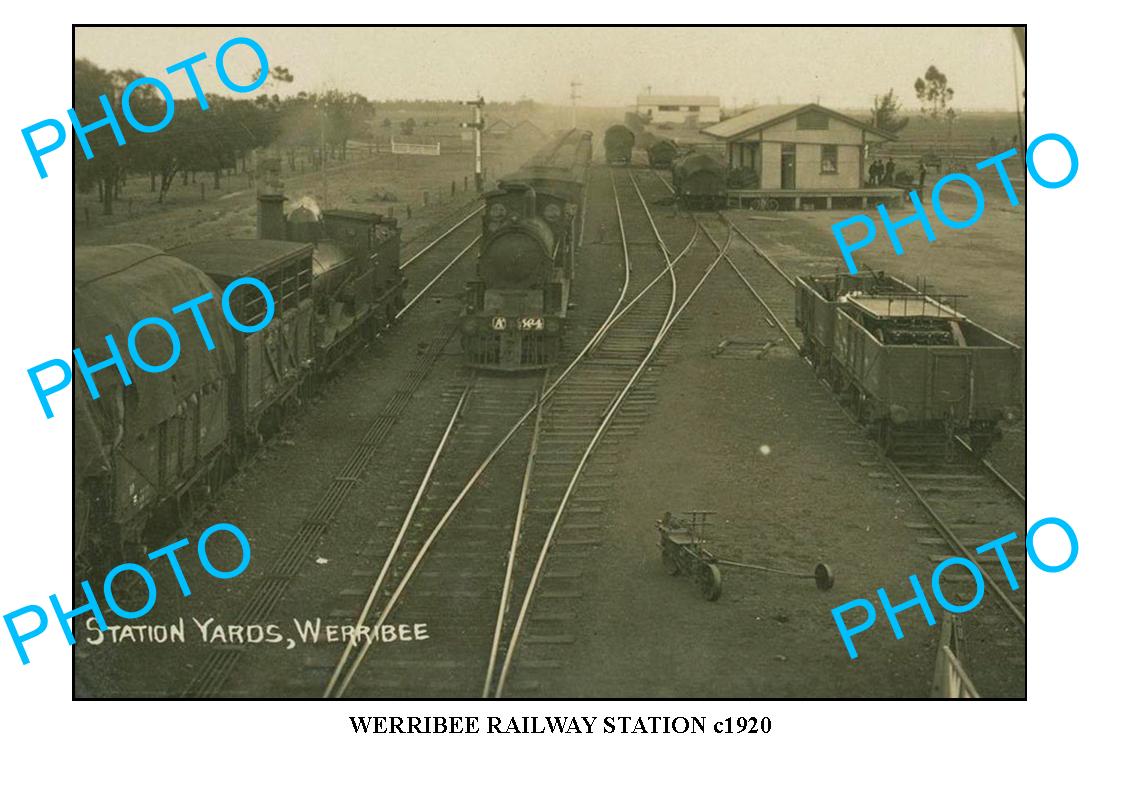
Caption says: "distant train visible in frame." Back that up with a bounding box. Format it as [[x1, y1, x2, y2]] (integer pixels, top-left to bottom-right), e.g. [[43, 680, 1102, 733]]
[[461, 129, 592, 370], [75, 195, 404, 565], [646, 137, 678, 170], [671, 150, 728, 208], [795, 271, 1022, 455], [603, 125, 635, 165]]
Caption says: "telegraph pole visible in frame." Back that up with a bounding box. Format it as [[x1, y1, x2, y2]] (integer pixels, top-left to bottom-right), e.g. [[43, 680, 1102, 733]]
[[319, 102, 328, 206], [462, 95, 486, 192], [569, 80, 582, 129]]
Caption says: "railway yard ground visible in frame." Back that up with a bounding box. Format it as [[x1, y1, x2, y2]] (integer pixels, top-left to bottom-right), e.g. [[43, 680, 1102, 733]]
[[74, 158, 1026, 700]]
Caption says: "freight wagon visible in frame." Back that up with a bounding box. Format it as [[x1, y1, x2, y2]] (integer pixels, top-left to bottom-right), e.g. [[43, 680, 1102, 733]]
[[795, 272, 1022, 455]]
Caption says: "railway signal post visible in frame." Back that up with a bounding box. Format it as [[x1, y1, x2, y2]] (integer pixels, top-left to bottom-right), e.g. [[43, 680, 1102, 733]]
[[462, 96, 486, 192]]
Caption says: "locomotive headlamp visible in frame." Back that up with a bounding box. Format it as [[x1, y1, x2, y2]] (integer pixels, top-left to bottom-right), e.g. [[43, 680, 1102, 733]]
[[489, 203, 507, 219], [543, 203, 562, 222], [889, 404, 909, 424]]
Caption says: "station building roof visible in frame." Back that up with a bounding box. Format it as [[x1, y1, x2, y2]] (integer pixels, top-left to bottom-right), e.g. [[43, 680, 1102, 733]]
[[702, 103, 897, 142]]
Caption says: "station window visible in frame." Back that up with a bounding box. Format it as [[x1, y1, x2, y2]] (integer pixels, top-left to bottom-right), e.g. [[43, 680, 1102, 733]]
[[821, 145, 838, 174], [688, 105, 701, 111], [797, 111, 830, 130], [658, 105, 677, 112]]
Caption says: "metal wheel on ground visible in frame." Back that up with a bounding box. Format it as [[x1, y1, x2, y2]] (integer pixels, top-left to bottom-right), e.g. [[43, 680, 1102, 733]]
[[698, 563, 723, 601]]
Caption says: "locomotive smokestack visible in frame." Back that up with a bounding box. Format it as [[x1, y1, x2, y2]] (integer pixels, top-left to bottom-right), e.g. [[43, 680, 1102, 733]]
[[257, 192, 286, 240]]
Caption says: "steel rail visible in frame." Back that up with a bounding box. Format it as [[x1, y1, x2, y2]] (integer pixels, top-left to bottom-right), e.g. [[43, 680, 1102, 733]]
[[882, 455, 1025, 625], [718, 212, 796, 287], [716, 206, 1027, 507], [321, 382, 473, 697], [643, 166, 1027, 626], [647, 161, 1029, 508], [323, 167, 644, 697], [325, 170, 700, 691], [695, 219, 802, 351], [705, 212, 1026, 627], [326, 168, 700, 698], [955, 434, 1026, 505], [495, 223, 732, 697], [394, 235, 480, 320], [482, 377, 548, 698], [398, 207, 483, 270]]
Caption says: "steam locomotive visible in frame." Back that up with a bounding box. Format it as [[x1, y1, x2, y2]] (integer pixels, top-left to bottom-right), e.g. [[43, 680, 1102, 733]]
[[460, 129, 592, 370], [603, 125, 635, 165], [75, 192, 404, 565]]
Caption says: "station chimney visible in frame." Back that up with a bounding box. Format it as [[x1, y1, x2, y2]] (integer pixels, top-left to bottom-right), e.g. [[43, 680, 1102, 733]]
[[257, 192, 287, 240]]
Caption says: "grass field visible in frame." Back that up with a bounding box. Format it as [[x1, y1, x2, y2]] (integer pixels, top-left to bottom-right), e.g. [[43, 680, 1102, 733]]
[[74, 135, 546, 250]]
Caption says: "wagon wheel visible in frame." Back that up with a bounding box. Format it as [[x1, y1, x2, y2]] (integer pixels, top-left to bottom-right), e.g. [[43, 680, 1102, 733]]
[[766, 198, 780, 211], [750, 198, 766, 211], [698, 563, 723, 602], [661, 545, 681, 576], [814, 563, 835, 591]]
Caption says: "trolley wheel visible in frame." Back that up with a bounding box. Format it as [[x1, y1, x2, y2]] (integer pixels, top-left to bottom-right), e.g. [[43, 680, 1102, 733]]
[[814, 563, 835, 591], [766, 198, 780, 211], [661, 545, 680, 576], [699, 563, 723, 601], [750, 198, 766, 211]]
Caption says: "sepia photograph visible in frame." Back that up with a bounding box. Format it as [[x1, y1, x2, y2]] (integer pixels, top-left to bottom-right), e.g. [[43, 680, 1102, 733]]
[[69, 25, 1027, 699]]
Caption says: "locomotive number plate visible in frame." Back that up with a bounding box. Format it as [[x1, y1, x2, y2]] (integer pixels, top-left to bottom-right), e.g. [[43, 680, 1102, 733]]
[[518, 317, 545, 331]]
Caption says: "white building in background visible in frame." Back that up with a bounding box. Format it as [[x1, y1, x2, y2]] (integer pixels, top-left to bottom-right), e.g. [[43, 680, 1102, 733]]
[[636, 95, 721, 127]]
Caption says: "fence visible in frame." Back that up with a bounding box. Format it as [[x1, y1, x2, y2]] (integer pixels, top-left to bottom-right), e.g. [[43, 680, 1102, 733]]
[[930, 614, 980, 698], [391, 138, 441, 156]]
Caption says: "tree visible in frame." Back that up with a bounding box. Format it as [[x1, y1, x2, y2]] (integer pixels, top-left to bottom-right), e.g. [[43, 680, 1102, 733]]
[[251, 64, 294, 86], [869, 89, 909, 135], [73, 59, 146, 215], [402, 117, 416, 136], [914, 65, 957, 139]]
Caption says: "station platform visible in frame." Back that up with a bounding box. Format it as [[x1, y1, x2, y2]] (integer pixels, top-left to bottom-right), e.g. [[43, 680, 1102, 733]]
[[725, 187, 905, 211]]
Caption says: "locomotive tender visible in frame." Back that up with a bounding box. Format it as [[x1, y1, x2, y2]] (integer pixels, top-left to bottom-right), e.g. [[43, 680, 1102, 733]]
[[75, 193, 405, 564], [795, 272, 1022, 455], [461, 129, 592, 370]]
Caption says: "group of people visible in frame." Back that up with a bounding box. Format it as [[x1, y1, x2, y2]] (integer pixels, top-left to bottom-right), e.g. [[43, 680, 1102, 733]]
[[867, 156, 928, 192], [867, 157, 896, 186]]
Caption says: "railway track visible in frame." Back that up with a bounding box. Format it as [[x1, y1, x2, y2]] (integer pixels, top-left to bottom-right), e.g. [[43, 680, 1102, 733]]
[[635, 167, 1025, 693], [316, 164, 730, 698], [182, 209, 485, 697]]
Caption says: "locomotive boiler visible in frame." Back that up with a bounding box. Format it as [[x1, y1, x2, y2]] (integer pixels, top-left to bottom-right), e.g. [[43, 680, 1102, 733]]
[[461, 129, 591, 370]]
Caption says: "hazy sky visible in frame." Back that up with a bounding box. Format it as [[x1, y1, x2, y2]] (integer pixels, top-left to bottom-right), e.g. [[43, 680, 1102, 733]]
[[76, 26, 1024, 111]]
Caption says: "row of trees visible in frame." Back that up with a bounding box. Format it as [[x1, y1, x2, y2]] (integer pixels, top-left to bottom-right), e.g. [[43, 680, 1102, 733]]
[[74, 58, 380, 215]]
